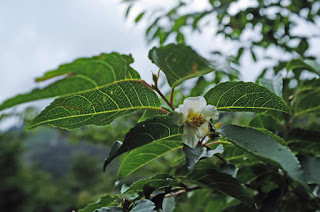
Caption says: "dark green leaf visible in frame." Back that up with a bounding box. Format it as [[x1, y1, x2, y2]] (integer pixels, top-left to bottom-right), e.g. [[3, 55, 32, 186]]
[[183, 144, 224, 171], [299, 155, 320, 185], [79, 195, 118, 212], [104, 115, 182, 171], [130, 199, 156, 212], [287, 128, 320, 156], [204, 81, 292, 114], [187, 162, 256, 208], [218, 125, 308, 188], [122, 174, 182, 195], [0, 53, 140, 111], [26, 80, 161, 130], [148, 44, 216, 87], [286, 59, 320, 76]]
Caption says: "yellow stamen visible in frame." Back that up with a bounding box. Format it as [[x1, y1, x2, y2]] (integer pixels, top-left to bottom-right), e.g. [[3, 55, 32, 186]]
[[187, 112, 205, 127]]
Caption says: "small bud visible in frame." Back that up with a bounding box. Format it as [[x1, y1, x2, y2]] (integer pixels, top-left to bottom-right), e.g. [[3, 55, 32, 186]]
[[152, 72, 158, 87], [214, 122, 222, 130]]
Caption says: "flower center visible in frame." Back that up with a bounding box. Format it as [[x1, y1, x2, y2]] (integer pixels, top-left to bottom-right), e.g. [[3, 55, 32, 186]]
[[187, 112, 206, 127]]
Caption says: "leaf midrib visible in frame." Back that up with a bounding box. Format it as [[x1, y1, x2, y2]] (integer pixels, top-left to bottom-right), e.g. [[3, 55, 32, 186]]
[[26, 106, 161, 129]]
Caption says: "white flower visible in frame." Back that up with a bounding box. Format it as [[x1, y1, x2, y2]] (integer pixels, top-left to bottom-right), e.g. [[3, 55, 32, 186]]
[[173, 96, 219, 148]]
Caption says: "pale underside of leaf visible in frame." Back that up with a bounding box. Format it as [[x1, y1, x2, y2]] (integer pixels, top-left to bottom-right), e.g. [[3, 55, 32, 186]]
[[26, 80, 160, 130], [218, 125, 308, 189]]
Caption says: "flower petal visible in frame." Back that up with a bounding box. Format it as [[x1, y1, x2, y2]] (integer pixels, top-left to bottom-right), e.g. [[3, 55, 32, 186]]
[[201, 105, 219, 121], [182, 124, 200, 148], [173, 106, 186, 126], [197, 122, 210, 138], [182, 96, 207, 114]]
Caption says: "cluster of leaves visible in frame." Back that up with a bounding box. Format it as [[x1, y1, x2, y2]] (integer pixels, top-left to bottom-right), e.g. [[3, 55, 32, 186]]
[[1, 42, 319, 211], [125, 0, 320, 80]]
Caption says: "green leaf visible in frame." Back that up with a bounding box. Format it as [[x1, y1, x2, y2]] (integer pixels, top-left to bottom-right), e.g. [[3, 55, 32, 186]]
[[162, 197, 176, 212], [130, 199, 156, 212], [104, 115, 182, 171], [205, 196, 240, 212], [249, 113, 284, 133], [118, 139, 182, 178], [287, 128, 320, 156], [26, 80, 161, 130], [204, 81, 292, 114], [292, 87, 320, 116], [187, 162, 256, 208], [138, 108, 168, 122], [299, 155, 320, 185], [259, 74, 283, 98], [183, 144, 224, 171], [79, 194, 118, 212], [222, 144, 256, 167], [0, 53, 140, 111], [122, 174, 182, 195], [218, 125, 308, 188], [286, 58, 320, 76], [148, 44, 216, 88], [135, 11, 146, 23]]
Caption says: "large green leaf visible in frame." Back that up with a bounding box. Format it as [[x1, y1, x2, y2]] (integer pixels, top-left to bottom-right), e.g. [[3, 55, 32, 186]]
[[148, 44, 216, 88], [118, 139, 182, 178], [187, 162, 256, 208], [218, 125, 308, 188], [0, 53, 139, 111], [204, 81, 292, 114], [286, 58, 320, 76], [104, 115, 183, 171], [26, 80, 161, 130]]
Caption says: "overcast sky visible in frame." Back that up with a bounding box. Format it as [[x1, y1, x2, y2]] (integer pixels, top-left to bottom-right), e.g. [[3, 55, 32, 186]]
[[0, 0, 231, 112], [0, 0, 319, 128]]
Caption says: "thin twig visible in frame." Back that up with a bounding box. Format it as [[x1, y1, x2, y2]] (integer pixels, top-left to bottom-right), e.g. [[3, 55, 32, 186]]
[[170, 87, 175, 105], [206, 140, 231, 147], [153, 86, 175, 111], [164, 186, 201, 198], [139, 80, 175, 111]]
